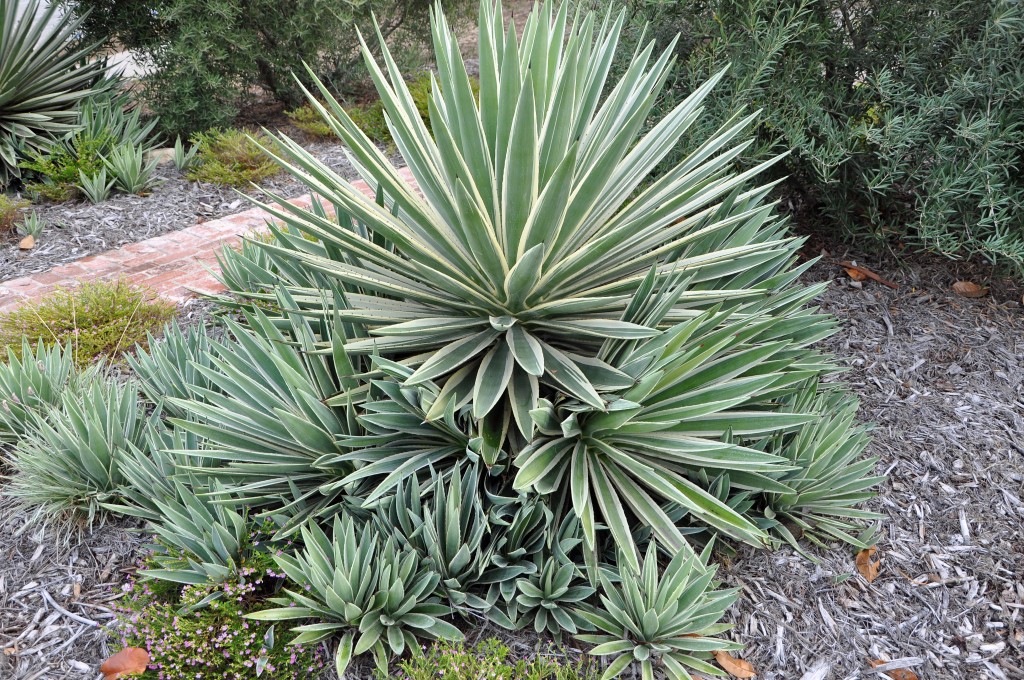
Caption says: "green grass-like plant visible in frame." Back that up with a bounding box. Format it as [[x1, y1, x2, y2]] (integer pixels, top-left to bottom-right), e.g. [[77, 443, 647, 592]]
[[185, 128, 280, 186], [286, 103, 335, 139], [0, 280, 176, 367], [384, 639, 600, 680]]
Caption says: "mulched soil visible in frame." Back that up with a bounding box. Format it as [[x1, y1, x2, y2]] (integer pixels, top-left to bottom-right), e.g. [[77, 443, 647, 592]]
[[0, 138, 366, 283], [1, 248, 1022, 679]]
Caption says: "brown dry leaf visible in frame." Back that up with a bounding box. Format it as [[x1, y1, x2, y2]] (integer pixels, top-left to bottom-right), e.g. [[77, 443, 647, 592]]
[[846, 267, 868, 282], [856, 546, 881, 583], [951, 280, 987, 298], [18, 234, 34, 250], [714, 650, 757, 678], [100, 647, 150, 679], [869, 659, 919, 680]]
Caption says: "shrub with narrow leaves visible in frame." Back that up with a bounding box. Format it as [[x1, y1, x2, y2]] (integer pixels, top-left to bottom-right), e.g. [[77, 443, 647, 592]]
[[103, 1, 883, 676]]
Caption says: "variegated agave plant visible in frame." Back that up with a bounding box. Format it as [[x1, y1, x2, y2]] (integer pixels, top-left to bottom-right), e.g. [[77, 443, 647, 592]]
[[220, 0, 876, 570]]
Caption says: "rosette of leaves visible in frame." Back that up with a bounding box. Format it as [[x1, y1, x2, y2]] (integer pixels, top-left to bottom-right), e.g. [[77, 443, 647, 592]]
[[128, 323, 218, 419], [168, 303, 361, 533], [227, 0, 877, 565], [247, 513, 463, 676], [577, 543, 740, 680], [757, 384, 884, 550], [0, 340, 95, 443], [7, 378, 151, 525], [512, 555, 594, 638], [138, 478, 266, 599], [0, 0, 109, 187], [374, 465, 494, 612]]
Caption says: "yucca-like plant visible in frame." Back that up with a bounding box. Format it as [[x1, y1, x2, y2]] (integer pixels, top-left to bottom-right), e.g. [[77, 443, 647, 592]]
[[374, 465, 494, 612], [78, 166, 115, 203], [220, 0, 878, 570], [0, 340, 95, 444], [142, 479, 251, 587], [513, 557, 594, 637], [577, 543, 740, 680], [7, 378, 150, 525], [0, 0, 109, 187], [128, 323, 218, 420], [248, 513, 463, 676], [757, 384, 884, 550], [168, 305, 361, 532], [104, 141, 159, 193]]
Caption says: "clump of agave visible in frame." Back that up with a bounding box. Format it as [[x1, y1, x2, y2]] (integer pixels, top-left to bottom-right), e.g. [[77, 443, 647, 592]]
[[3, 1, 882, 677], [0, 0, 109, 187]]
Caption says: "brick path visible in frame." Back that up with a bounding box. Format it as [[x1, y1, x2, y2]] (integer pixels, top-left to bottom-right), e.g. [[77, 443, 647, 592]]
[[0, 168, 415, 313]]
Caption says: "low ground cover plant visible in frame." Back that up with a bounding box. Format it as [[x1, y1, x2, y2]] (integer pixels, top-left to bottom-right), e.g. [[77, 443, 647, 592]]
[[1, 2, 883, 678], [387, 639, 599, 679], [0, 280, 175, 367], [185, 128, 280, 187]]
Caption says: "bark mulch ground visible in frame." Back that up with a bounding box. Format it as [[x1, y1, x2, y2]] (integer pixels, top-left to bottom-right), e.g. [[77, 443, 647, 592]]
[[1, 250, 1021, 680]]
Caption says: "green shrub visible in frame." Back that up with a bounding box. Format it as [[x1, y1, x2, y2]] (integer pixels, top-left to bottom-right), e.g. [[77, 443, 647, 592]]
[[0, 0, 109, 189], [285, 103, 334, 139], [0, 194, 29, 233], [386, 639, 600, 680], [114, 550, 326, 680], [61, 0, 474, 138], [185, 128, 280, 186], [599, 0, 1024, 272], [0, 280, 176, 367]]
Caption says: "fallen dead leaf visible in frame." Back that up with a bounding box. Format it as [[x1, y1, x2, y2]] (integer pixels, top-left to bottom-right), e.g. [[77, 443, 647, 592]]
[[18, 234, 34, 250], [100, 647, 150, 679], [846, 267, 868, 282], [856, 546, 881, 583], [869, 659, 919, 680], [951, 280, 987, 298], [837, 261, 899, 289], [714, 650, 757, 678]]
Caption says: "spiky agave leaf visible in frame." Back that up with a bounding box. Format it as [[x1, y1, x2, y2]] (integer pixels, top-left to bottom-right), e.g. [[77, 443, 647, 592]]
[[374, 464, 494, 613], [167, 301, 361, 533], [577, 542, 740, 680], [247, 513, 463, 676], [0, 0, 109, 187], [0, 339, 98, 443]]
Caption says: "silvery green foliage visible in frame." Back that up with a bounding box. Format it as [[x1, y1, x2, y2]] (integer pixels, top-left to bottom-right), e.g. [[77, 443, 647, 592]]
[[8, 378, 151, 525], [0, 340, 94, 443], [578, 542, 740, 680], [246, 513, 463, 676]]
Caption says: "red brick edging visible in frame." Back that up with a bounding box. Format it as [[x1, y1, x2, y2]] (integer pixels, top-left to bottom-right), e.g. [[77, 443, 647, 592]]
[[0, 167, 415, 313]]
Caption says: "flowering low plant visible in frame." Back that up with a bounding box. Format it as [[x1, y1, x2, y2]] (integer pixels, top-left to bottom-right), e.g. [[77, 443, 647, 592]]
[[113, 550, 326, 680]]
